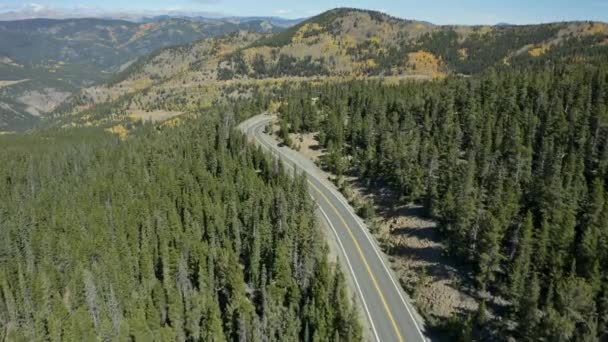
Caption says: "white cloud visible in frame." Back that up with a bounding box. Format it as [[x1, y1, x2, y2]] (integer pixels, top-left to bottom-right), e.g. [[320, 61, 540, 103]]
[[163, 7, 186, 12], [189, 0, 223, 3], [28, 3, 46, 13], [274, 9, 293, 15]]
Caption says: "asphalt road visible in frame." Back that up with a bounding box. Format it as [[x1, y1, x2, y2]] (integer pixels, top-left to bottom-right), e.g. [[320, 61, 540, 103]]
[[239, 114, 427, 342]]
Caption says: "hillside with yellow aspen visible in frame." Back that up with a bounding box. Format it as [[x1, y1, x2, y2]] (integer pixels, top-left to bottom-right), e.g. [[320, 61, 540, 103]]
[[53, 8, 608, 129]]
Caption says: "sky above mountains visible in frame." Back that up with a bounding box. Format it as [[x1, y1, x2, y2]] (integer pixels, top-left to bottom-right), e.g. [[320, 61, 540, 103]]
[[1, 0, 607, 24]]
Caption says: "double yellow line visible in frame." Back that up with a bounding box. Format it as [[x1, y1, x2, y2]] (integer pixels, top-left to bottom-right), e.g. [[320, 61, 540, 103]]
[[307, 180, 405, 342], [250, 120, 405, 341]]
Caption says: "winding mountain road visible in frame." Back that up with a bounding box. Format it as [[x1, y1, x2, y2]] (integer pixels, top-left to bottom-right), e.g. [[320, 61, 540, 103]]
[[239, 114, 427, 342]]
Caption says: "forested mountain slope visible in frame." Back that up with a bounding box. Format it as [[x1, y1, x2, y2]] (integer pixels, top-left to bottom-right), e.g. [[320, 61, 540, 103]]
[[278, 63, 608, 340], [49, 31, 279, 132], [55, 8, 608, 132], [215, 8, 608, 79], [0, 18, 278, 69], [0, 18, 283, 131], [0, 109, 361, 341], [60, 31, 268, 116]]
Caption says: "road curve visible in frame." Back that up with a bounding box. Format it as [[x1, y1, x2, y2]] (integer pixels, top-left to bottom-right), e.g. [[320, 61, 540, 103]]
[[239, 114, 428, 342]]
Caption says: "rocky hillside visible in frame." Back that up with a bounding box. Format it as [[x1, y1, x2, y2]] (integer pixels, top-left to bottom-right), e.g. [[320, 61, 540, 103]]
[[53, 8, 608, 130], [0, 17, 284, 131]]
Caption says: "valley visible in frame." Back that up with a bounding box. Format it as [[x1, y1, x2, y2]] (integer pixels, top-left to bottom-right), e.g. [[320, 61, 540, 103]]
[[0, 17, 283, 130]]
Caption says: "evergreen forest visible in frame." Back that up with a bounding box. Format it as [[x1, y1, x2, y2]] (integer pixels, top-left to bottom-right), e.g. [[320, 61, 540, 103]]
[[0, 111, 362, 341], [278, 63, 608, 341]]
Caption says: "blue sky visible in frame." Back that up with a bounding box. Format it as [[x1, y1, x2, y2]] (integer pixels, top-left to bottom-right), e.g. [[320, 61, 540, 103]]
[[1, 0, 607, 24]]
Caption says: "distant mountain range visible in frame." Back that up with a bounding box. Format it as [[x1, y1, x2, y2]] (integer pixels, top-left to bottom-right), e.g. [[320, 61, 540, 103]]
[[46, 8, 608, 132], [0, 17, 290, 130], [2, 8, 608, 132], [0, 4, 306, 26], [140, 16, 305, 28]]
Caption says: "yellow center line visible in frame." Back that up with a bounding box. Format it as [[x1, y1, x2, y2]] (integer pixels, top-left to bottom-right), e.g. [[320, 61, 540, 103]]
[[307, 180, 405, 342], [251, 121, 404, 341]]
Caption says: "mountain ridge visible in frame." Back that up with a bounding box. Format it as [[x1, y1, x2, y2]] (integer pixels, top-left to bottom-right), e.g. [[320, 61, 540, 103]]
[[5, 8, 608, 131], [189, 8, 608, 82], [48, 8, 608, 130]]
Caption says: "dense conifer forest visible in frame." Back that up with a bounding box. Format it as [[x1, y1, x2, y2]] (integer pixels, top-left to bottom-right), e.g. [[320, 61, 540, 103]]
[[1, 7, 608, 341], [278, 63, 608, 340], [0, 111, 361, 341]]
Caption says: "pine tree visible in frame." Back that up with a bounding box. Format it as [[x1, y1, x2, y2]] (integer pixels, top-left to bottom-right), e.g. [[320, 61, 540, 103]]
[[518, 271, 541, 340], [509, 211, 534, 309], [577, 178, 605, 286]]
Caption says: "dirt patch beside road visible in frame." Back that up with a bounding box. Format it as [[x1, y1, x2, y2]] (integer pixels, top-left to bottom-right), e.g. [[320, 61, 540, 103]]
[[290, 132, 325, 162], [272, 118, 477, 324], [341, 182, 478, 321]]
